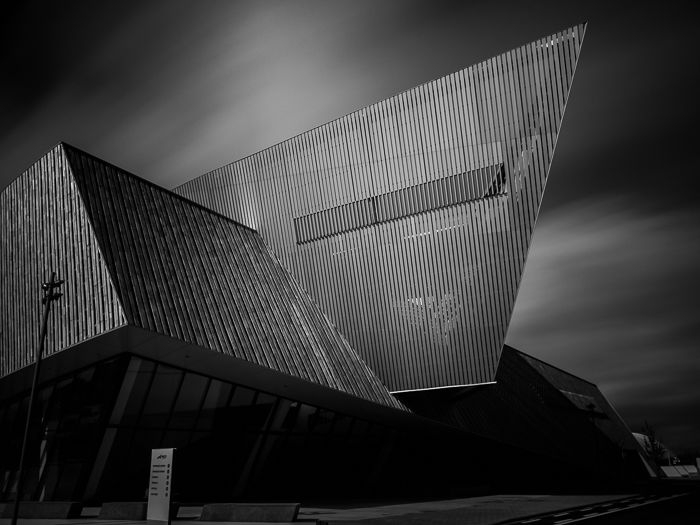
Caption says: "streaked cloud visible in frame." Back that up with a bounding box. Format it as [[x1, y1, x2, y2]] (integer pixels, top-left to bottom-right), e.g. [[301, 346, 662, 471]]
[[507, 198, 700, 452]]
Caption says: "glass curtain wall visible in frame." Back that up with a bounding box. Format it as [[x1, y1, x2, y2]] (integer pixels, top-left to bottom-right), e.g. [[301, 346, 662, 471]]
[[94, 356, 399, 502], [2, 353, 485, 502], [0, 357, 128, 502], [0, 355, 410, 502]]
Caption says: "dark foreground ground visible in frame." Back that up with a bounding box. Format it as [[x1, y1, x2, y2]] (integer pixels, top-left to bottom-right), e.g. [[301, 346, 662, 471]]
[[306, 490, 698, 524], [1, 485, 697, 524], [538, 491, 699, 525]]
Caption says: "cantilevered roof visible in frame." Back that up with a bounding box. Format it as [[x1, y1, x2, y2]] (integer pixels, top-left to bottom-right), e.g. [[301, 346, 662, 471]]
[[1, 143, 404, 411]]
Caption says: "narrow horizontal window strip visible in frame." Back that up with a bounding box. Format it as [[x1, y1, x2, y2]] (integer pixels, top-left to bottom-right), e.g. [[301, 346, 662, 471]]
[[294, 163, 506, 244]]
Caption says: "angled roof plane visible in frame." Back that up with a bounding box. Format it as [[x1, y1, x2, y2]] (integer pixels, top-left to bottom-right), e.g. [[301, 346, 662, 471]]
[[1, 143, 404, 411]]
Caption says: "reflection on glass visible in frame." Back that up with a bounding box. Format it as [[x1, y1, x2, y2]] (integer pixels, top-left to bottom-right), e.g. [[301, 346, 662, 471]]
[[170, 373, 208, 429], [197, 379, 232, 431], [119, 359, 155, 426], [140, 365, 182, 427], [0, 354, 402, 502]]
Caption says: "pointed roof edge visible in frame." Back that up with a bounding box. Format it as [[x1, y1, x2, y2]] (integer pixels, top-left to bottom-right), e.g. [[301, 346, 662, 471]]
[[0, 141, 257, 235], [498, 21, 587, 373], [177, 23, 588, 190], [1, 142, 65, 194], [60, 142, 258, 233], [56, 144, 130, 330], [503, 344, 598, 388]]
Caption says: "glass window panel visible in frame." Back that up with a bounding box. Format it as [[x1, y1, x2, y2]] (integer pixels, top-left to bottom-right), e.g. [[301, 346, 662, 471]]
[[227, 388, 271, 432], [121, 429, 162, 497], [366, 422, 386, 437], [332, 414, 353, 435], [289, 404, 317, 433], [162, 430, 191, 450], [77, 366, 96, 383], [309, 409, 335, 434], [251, 433, 283, 478], [255, 392, 276, 408], [254, 393, 277, 429], [230, 386, 255, 407], [265, 434, 307, 483], [139, 365, 183, 428], [36, 383, 55, 421], [40, 463, 61, 500], [0, 405, 8, 459], [169, 374, 208, 429], [351, 419, 370, 436], [119, 359, 156, 426], [196, 380, 232, 431], [266, 399, 292, 432], [6, 401, 20, 431], [304, 434, 328, 464], [88, 358, 126, 417], [129, 430, 163, 465], [281, 401, 301, 430], [52, 462, 82, 500], [28, 385, 53, 439], [187, 430, 209, 447]]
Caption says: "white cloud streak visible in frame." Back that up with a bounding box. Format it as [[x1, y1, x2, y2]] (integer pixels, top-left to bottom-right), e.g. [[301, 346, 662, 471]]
[[507, 197, 700, 451]]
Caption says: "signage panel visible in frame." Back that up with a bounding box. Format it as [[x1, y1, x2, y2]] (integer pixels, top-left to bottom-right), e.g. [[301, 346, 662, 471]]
[[147, 448, 174, 525]]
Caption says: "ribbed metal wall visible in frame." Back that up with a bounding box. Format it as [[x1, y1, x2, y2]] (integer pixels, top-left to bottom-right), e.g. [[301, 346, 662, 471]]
[[64, 146, 404, 410], [0, 144, 126, 378], [176, 25, 586, 392]]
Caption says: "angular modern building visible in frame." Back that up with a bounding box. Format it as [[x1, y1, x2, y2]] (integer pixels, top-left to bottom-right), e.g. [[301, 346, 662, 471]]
[[0, 24, 655, 503]]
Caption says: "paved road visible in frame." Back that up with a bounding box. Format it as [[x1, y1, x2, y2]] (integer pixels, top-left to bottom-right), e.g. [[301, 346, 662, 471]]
[[502, 492, 699, 524]]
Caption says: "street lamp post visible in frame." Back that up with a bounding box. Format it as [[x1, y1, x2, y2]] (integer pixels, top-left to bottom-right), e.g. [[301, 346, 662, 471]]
[[11, 272, 63, 525]]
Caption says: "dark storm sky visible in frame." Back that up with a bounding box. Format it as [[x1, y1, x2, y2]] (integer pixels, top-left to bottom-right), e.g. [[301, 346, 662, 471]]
[[2, 1, 698, 453]]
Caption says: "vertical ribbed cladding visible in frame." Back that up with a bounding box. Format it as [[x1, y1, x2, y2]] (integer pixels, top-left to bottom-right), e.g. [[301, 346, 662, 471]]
[[63, 146, 404, 410], [0, 144, 127, 378], [175, 24, 587, 392]]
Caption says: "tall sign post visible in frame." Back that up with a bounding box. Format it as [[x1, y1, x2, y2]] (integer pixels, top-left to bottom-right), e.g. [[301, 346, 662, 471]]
[[147, 448, 175, 525], [11, 272, 63, 525]]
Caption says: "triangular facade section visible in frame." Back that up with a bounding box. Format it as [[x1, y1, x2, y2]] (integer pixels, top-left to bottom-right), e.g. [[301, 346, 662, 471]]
[[515, 349, 644, 452], [175, 24, 588, 391], [396, 345, 652, 482], [0, 144, 127, 377], [63, 145, 404, 410]]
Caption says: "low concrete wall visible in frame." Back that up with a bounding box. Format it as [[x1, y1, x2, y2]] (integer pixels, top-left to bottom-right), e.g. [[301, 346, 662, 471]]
[[200, 502, 300, 522], [0, 501, 82, 519], [98, 501, 180, 520], [99, 501, 148, 520]]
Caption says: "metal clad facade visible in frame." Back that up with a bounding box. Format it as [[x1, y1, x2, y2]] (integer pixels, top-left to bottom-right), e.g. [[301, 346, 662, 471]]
[[176, 25, 586, 391], [63, 146, 404, 410], [0, 145, 126, 377]]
